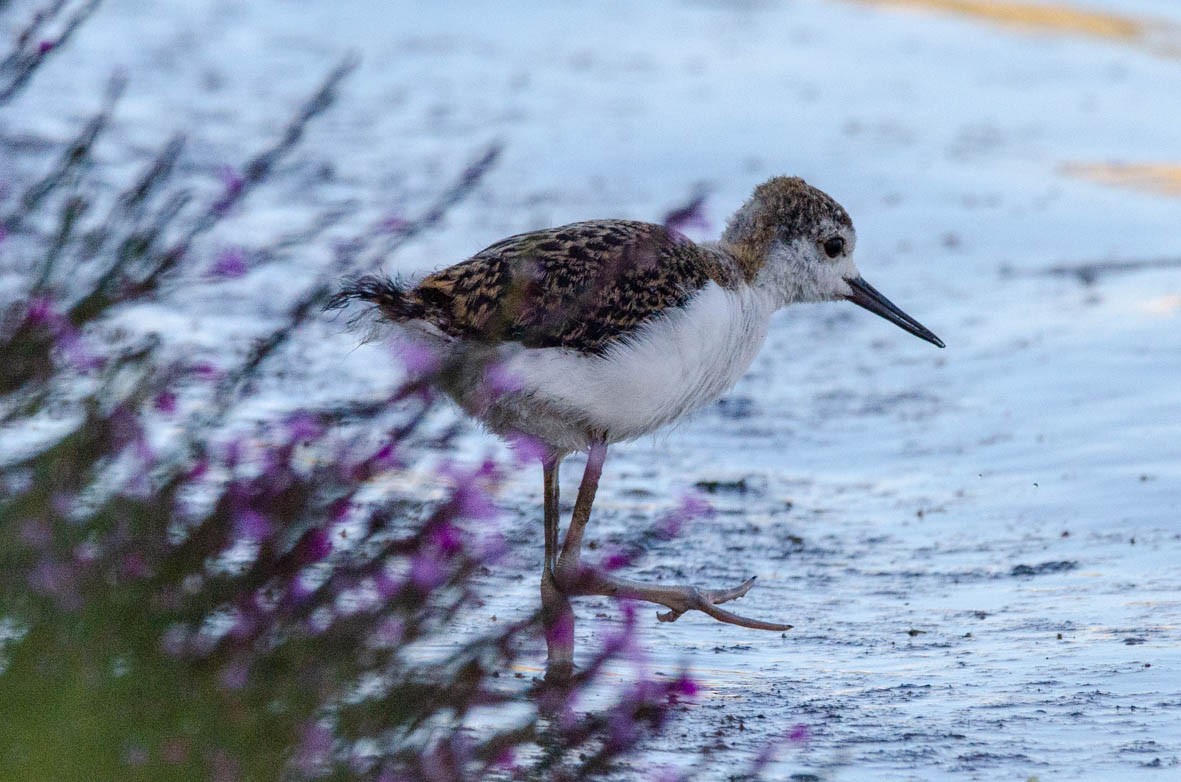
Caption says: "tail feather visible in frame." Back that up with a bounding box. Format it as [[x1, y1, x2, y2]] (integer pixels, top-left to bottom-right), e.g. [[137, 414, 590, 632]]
[[327, 274, 426, 323]]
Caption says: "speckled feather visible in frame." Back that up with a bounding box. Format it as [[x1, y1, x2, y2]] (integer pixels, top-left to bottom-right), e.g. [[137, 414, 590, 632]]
[[337, 219, 740, 355]]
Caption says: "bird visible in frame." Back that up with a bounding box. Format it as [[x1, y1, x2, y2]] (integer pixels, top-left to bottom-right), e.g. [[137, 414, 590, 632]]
[[331, 176, 944, 681]]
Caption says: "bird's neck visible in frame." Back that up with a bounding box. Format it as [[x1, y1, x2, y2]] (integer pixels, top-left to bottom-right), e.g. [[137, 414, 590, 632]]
[[708, 240, 806, 309]]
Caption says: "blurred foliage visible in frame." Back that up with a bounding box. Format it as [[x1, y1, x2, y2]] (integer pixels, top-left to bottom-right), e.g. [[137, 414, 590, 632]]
[[0, 3, 739, 780]]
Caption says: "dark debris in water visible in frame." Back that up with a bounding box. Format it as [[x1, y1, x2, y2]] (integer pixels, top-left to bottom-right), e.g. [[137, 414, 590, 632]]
[[694, 476, 764, 495], [1009, 560, 1078, 577], [714, 395, 757, 420], [1033, 257, 1181, 286]]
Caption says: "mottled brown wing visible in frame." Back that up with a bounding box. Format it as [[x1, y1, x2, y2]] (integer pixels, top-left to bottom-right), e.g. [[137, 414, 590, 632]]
[[410, 220, 714, 354]]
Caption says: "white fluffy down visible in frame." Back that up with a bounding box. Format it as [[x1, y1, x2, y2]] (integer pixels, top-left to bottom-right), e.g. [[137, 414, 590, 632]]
[[488, 281, 778, 451]]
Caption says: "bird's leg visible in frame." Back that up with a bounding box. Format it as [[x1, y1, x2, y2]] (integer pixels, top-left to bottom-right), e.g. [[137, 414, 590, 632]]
[[542, 455, 561, 576], [553, 440, 608, 583], [545, 441, 788, 677], [540, 442, 606, 683], [551, 442, 790, 631], [539, 456, 575, 682]]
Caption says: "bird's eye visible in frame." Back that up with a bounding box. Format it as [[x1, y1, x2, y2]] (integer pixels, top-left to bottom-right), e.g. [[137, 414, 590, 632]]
[[823, 236, 845, 258]]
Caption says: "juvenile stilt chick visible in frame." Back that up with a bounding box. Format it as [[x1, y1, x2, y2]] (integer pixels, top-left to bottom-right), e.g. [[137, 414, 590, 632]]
[[332, 176, 943, 681]]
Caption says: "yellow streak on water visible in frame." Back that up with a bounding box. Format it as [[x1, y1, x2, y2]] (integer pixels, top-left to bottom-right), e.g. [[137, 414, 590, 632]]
[[845, 0, 1181, 58], [847, 0, 1139, 37], [1059, 162, 1181, 197]]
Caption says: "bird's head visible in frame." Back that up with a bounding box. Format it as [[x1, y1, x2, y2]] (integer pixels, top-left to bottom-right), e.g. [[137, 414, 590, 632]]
[[721, 176, 944, 348]]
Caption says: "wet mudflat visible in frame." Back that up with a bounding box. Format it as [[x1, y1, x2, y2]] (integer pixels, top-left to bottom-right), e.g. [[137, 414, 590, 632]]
[[5, 0, 1180, 778]]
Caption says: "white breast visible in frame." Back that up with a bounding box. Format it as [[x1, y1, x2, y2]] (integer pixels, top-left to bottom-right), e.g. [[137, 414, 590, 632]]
[[497, 281, 777, 448]]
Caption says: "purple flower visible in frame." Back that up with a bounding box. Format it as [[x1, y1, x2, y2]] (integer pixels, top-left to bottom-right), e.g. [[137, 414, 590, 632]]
[[480, 361, 524, 399], [300, 527, 332, 563], [328, 498, 351, 522], [213, 165, 244, 214], [672, 674, 699, 697], [234, 509, 273, 542], [605, 709, 640, 752], [601, 549, 632, 571], [397, 340, 442, 376], [25, 295, 106, 374], [59, 329, 105, 373], [506, 432, 548, 465], [296, 722, 334, 775], [185, 458, 209, 480], [658, 494, 713, 538], [369, 443, 399, 470], [228, 609, 257, 641], [27, 560, 71, 596], [37, 40, 55, 55], [284, 412, 324, 442], [374, 570, 401, 600], [373, 616, 404, 646], [663, 191, 710, 235], [453, 482, 498, 522], [121, 552, 152, 579], [153, 390, 178, 414], [378, 213, 410, 233], [189, 361, 221, 381], [409, 552, 446, 592], [678, 493, 713, 519], [27, 560, 81, 610], [492, 747, 515, 769], [292, 570, 317, 600], [788, 723, 811, 744], [25, 296, 57, 326], [429, 522, 463, 554], [544, 611, 573, 647], [209, 247, 248, 279]]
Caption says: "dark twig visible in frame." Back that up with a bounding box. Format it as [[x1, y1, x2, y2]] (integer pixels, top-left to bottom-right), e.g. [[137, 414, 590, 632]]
[[75, 133, 187, 264], [0, 0, 102, 105], [4, 72, 124, 231], [33, 195, 87, 292], [201, 139, 504, 430], [0, 1, 68, 72], [336, 141, 503, 272], [177, 55, 359, 248], [662, 182, 710, 234]]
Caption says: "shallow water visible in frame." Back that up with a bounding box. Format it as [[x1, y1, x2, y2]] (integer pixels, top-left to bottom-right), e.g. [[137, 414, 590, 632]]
[[5, 0, 1181, 777]]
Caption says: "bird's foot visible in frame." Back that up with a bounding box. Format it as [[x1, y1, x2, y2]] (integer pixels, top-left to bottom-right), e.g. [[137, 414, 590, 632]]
[[556, 565, 792, 632]]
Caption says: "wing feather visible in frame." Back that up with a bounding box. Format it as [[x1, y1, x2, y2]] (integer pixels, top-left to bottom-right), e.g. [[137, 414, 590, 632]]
[[407, 220, 717, 354]]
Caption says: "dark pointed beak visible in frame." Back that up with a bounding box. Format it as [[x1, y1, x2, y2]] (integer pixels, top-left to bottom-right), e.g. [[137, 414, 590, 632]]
[[845, 276, 945, 348]]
